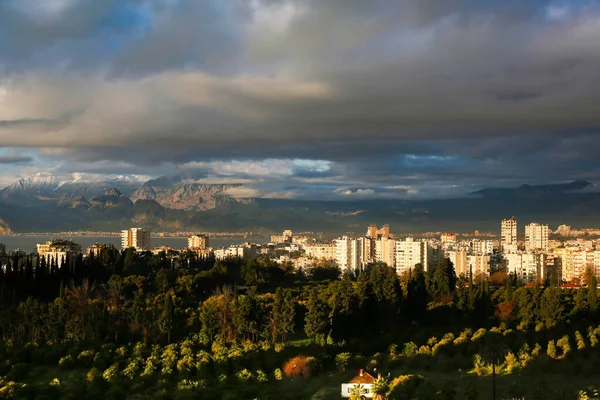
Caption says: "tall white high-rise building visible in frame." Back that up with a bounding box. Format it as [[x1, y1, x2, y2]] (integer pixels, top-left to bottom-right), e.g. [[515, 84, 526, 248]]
[[188, 234, 209, 249], [395, 238, 430, 275], [121, 228, 151, 251], [334, 236, 361, 273], [375, 235, 395, 267], [501, 217, 518, 252], [525, 223, 549, 251], [358, 236, 374, 267]]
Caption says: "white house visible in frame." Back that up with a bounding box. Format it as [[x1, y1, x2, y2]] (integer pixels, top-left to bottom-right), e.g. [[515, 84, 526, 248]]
[[341, 369, 376, 398]]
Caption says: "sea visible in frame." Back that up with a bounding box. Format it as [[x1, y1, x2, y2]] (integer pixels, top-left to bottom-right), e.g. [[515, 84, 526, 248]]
[[0, 235, 258, 252]]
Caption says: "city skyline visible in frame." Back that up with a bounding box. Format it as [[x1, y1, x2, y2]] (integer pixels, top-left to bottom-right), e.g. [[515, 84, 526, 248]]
[[2, 1, 600, 200]]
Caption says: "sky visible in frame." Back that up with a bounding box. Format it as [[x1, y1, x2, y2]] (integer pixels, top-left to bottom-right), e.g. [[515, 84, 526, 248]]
[[1, 0, 600, 200]]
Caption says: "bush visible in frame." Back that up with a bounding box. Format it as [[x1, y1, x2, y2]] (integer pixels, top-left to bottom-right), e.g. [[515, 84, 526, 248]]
[[389, 344, 399, 358], [176, 379, 206, 391], [557, 335, 571, 358], [77, 350, 96, 367], [426, 336, 438, 346], [6, 363, 29, 381], [273, 368, 283, 381], [547, 340, 558, 359], [86, 367, 102, 383], [531, 344, 542, 358], [236, 369, 253, 383], [335, 352, 353, 373], [103, 363, 121, 383], [123, 359, 141, 380], [388, 374, 426, 399], [58, 355, 75, 369], [471, 328, 487, 342], [454, 329, 472, 346], [505, 352, 520, 373], [402, 342, 418, 357], [256, 370, 268, 383], [576, 331, 586, 351]]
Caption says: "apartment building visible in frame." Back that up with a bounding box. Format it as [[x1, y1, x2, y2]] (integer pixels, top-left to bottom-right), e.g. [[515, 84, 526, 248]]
[[188, 234, 209, 250], [505, 252, 548, 283], [335, 236, 361, 273], [304, 243, 336, 260], [525, 223, 549, 251], [121, 228, 151, 251], [501, 217, 518, 252]]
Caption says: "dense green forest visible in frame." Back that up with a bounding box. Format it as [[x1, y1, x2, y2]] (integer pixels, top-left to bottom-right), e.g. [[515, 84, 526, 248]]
[[1, 246, 600, 399]]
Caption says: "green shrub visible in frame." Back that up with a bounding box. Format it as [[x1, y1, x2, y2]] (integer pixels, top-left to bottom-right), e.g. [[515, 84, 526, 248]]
[[388, 374, 426, 399], [236, 369, 253, 382], [426, 336, 438, 346], [123, 359, 141, 380], [335, 352, 353, 373], [575, 331, 586, 351], [256, 370, 268, 383], [505, 352, 520, 373], [176, 379, 206, 391], [471, 328, 487, 342], [77, 350, 96, 367], [6, 363, 29, 381], [58, 355, 75, 369], [557, 335, 571, 358], [547, 340, 558, 359], [402, 342, 418, 357], [103, 363, 121, 383], [273, 368, 283, 381], [86, 367, 102, 383]]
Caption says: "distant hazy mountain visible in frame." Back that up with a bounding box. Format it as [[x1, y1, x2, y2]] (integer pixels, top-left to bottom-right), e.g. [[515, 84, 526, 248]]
[[0, 177, 599, 233], [0, 173, 148, 206], [471, 180, 593, 198], [130, 182, 253, 211]]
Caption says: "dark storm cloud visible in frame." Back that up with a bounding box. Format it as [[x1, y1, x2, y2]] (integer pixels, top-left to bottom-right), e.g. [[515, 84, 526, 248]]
[[0, 151, 32, 164], [0, 0, 599, 197]]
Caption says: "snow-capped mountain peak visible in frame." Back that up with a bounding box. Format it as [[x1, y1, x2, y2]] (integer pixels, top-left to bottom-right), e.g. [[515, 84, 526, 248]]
[[13, 172, 59, 191]]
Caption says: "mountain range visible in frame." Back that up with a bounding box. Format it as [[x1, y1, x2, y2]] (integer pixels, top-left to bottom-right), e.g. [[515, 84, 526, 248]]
[[0, 174, 599, 234]]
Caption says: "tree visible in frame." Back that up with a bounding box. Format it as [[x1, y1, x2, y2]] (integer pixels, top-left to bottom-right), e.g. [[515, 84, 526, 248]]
[[267, 288, 295, 343], [589, 274, 598, 314], [372, 376, 391, 400], [405, 264, 428, 320], [539, 287, 565, 327], [431, 258, 457, 302], [158, 293, 175, 343], [65, 279, 95, 340], [479, 331, 507, 400], [304, 288, 330, 343]]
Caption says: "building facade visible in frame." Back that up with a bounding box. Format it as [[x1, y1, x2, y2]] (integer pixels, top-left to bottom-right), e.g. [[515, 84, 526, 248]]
[[121, 228, 151, 251], [335, 236, 361, 273], [37, 239, 82, 268], [304, 243, 336, 260], [525, 223, 549, 251], [501, 217, 518, 251], [188, 234, 209, 250], [505, 252, 547, 283], [395, 238, 428, 275], [375, 235, 395, 268]]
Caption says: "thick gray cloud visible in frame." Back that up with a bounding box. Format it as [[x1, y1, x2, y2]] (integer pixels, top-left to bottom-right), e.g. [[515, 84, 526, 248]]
[[0, 151, 32, 164], [0, 0, 599, 197]]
